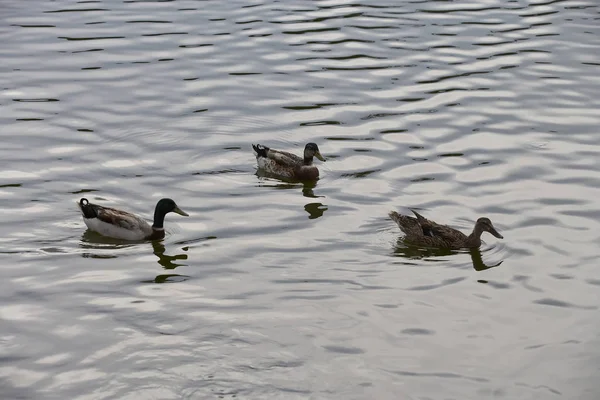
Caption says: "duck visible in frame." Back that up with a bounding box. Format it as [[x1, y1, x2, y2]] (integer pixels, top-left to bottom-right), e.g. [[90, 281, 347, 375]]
[[77, 197, 188, 241], [252, 142, 325, 180], [389, 209, 503, 249]]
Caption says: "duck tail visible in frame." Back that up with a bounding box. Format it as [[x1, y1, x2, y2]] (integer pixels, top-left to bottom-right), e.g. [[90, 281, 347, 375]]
[[410, 209, 436, 237], [389, 210, 420, 235], [411, 209, 427, 222], [78, 198, 97, 219], [389, 211, 402, 225], [389, 211, 409, 231], [252, 144, 269, 158]]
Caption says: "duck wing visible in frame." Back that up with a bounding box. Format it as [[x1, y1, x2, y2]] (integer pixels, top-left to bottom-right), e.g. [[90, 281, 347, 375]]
[[267, 149, 303, 167], [95, 206, 149, 231], [252, 144, 302, 166], [410, 210, 437, 237], [389, 211, 424, 238], [411, 210, 468, 243]]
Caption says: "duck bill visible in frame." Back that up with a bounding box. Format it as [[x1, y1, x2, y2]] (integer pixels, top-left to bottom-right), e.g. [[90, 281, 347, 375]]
[[173, 206, 189, 217], [315, 151, 326, 162], [489, 225, 503, 239]]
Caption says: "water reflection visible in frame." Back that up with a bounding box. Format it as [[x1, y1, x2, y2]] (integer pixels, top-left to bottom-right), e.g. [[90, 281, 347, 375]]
[[5, 0, 599, 397], [304, 202, 327, 219], [79, 231, 192, 276], [393, 238, 456, 259], [255, 174, 327, 218], [392, 238, 503, 271], [256, 171, 324, 198], [151, 240, 188, 270], [469, 248, 503, 272], [301, 180, 323, 199], [79, 230, 137, 258], [148, 240, 203, 283], [146, 273, 190, 284]]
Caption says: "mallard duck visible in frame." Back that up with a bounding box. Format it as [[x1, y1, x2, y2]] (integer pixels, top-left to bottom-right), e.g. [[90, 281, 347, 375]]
[[77, 198, 188, 241], [252, 142, 325, 180], [389, 209, 503, 249]]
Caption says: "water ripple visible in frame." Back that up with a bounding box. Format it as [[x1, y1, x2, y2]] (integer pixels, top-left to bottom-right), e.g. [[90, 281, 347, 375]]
[[1, 0, 600, 398]]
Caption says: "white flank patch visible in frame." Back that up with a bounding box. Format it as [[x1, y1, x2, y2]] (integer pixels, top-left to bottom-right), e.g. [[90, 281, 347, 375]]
[[256, 157, 270, 170], [83, 218, 147, 241]]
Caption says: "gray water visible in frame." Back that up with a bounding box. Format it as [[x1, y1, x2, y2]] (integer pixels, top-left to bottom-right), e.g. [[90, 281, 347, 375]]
[[1, 0, 600, 399]]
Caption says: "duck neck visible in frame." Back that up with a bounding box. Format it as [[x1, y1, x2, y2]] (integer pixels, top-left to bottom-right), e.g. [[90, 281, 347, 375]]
[[152, 207, 166, 229], [465, 224, 484, 248], [147, 228, 166, 240], [303, 156, 313, 165]]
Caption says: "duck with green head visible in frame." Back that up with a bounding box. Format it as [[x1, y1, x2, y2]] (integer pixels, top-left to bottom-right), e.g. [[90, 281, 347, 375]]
[[77, 198, 189, 241], [252, 142, 326, 180], [389, 209, 503, 249]]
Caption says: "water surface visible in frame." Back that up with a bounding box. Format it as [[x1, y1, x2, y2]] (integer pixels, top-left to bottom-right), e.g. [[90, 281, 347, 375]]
[[1, 0, 600, 398]]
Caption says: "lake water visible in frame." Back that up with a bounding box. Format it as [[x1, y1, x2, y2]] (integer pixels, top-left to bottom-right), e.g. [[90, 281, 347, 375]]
[[1, 0, 600, 398]]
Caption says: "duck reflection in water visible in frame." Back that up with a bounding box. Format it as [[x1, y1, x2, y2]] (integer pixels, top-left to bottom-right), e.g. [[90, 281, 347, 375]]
[[304, 202, 327, 219], [79, 230, 191, 282], [392, 239, 503, 271], [255, 169, 323, 196], [151, 240, 188, 270], [255, 170, 327, 219], [469, 247, 503, 271], [79, 230, 136, 258], [149, 241, 190, 284], [302, 180, 328, 219]]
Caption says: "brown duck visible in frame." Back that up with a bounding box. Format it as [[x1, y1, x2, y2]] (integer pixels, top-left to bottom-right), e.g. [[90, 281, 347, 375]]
[[252, 142, 325, 180], [389, 210, 503, 249]]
